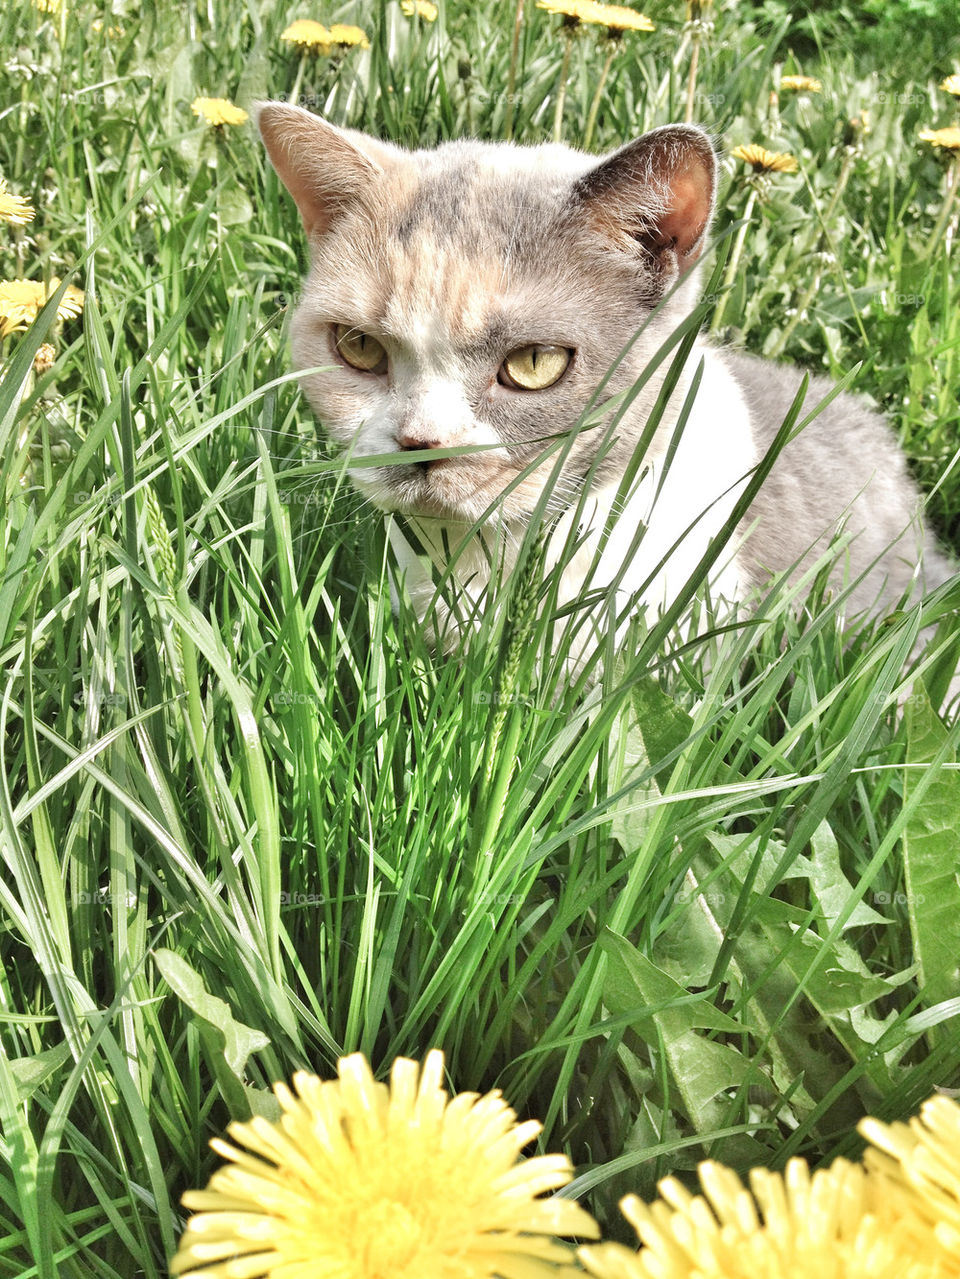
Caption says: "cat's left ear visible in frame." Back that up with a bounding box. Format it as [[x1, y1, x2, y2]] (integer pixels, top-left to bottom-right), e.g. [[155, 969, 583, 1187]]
[[572, 125, 717, 279]]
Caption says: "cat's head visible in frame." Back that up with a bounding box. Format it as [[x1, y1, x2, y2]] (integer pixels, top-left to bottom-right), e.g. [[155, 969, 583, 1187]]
[[258, 105, 717, 523]]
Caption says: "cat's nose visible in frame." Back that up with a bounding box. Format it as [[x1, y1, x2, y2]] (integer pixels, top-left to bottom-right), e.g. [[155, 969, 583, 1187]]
[[397, 430, 450, 472], [397, 429, 447, 453]]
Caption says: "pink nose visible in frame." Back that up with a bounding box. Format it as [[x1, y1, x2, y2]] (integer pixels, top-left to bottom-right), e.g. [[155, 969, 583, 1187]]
[[397, 429, 447, 453]]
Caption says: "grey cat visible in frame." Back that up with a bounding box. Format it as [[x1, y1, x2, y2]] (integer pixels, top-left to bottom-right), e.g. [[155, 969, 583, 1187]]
[[258, 104, 954, 642]]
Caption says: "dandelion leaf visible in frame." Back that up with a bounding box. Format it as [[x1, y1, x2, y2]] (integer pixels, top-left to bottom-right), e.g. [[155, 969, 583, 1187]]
[[155, 948, 271, 1117], [904, 683, 960, 1014], [600, 929, 753, 1134]]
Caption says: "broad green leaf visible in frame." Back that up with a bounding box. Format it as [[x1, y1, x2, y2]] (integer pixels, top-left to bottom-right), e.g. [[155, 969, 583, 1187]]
[[904, 685, 960, 1013], [601, 929, 743, 1035], [155, 949, 271, 1116], [600, 929, 754, 1134], [806, 821, 889, 931], [630, 676, 695, 792], [8, 1042, 72, 1103]]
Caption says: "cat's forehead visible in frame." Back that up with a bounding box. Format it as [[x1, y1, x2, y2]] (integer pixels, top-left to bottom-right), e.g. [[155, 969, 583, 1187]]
[[325, 140, 599, 350], [394, 139, 589, 229]]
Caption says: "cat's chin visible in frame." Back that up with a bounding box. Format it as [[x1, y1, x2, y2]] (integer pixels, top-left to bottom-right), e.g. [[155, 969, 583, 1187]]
[[355, 464, 531, 525]]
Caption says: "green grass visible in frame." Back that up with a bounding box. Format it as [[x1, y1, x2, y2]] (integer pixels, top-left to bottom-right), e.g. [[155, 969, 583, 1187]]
[[1, 0, 960, 1274]]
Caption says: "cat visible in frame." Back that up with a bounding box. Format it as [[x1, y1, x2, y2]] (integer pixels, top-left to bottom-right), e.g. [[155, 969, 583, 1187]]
[[257, 103, 955, 652]]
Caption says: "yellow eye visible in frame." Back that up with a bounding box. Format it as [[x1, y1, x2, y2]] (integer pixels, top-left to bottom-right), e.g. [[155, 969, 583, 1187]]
[[334, 324, 388, 373], [499, 344, 571, 390]]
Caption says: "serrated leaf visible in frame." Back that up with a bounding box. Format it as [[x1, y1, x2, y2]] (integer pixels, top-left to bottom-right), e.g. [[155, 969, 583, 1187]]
[[904, 684, 960, 1012], [601, 929, 744, 1035], [245, 1084, 282, 1122], [8, 1043, 72, 1103], [601, 929, 754, 1132], [630, 676, 695, 792], [706, 830, 791, 897], [155, 948, 271, 1114], [807, 821, 889, 931]]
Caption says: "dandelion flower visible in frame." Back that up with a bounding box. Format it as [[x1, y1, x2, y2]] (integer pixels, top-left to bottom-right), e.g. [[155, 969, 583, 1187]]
[[401, 0, 438, 18], [580, 2, 654, 33], [0, 279, 84, 338], [579, 1157, 939, 1279], [780, 74, 822, 93], [191, 98, 249, 128], [280, 19, 333, 50], [940, 75, 960, 97], [327, 23, 370, 48], [919, 126, 960, 151], [0, 179, 35, 226], [536, 0, 653, 30], [536, 0, 598, 21], [731, 143, 798, 173], [170, 1050, 599, 1279], [861, 1093, 960, 1265]]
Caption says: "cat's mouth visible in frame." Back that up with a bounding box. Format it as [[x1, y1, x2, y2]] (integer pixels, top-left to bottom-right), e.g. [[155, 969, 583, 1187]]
[[361, 457, 538, 522]]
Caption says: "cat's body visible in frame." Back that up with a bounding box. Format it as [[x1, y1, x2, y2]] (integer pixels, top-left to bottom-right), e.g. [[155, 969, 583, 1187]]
[[258, 105, 953, 644]]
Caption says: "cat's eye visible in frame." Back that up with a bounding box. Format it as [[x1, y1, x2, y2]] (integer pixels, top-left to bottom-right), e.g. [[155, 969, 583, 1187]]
[[334, 324, 388, 374], [499, 344, 571, 391]]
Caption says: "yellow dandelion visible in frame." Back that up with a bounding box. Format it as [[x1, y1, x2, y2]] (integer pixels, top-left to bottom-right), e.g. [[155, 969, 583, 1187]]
[[327, 23, 370, 48], [191, 98, 249, 128], [0, 279, 84, 338], [919, 126, 960, 151], [580, 2, 654, 32], [280, 18, 333, 50], [579, 1156, 942, 1279], [731, 142, 798, 173], [780, 74, 822, 93], [536, 0, 653, 30], [536, 0, 597, 20], [170, 1050, 599, 1279], [940, 75, 960, 97], [401, 0, 438, 19], [861, 1093, 960, 1265], [0, 179, 35, 226]]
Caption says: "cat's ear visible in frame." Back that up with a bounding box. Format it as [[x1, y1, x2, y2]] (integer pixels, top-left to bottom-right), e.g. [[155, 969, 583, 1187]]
[[573, 125, 717, 278], [256, 102, 396, 238]]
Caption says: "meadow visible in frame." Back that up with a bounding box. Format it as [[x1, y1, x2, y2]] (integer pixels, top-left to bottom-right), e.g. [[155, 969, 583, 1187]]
[[1, 0, 960, 1274]]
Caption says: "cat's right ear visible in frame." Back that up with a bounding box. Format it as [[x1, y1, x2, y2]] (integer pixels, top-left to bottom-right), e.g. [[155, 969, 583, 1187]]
[[572, 125, 717, 284], [256, 103, 394, 239]]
